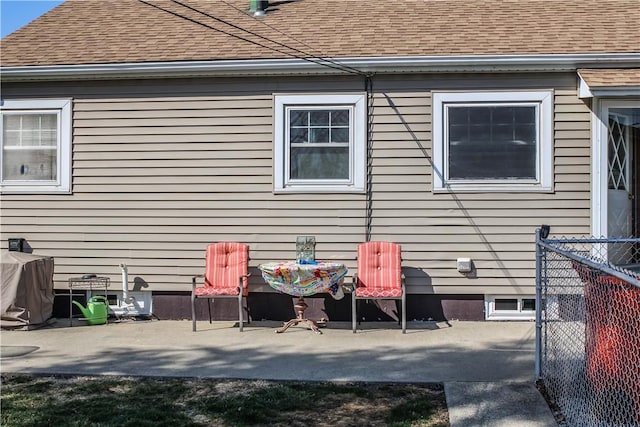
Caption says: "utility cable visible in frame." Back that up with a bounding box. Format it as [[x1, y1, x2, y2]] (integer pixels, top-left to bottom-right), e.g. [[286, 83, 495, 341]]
[[137, 0, 364, 76], [169, 0, 367, 76], [217, 0, 367, 77]]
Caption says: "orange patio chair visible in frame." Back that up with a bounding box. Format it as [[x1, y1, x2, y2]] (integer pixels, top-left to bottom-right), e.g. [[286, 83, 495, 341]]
[[191, 242, 250, 332], [352, 241, 406, 333]]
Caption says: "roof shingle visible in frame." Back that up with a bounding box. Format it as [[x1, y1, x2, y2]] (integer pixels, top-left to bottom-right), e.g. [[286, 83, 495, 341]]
[[579, 68, 640, 88], [1, 0, 639, 67]]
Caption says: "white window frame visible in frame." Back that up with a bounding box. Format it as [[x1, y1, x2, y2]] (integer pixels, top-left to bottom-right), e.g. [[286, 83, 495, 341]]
[[273, 93, 366, 193], [432, 90, 553, 193], [1, 99, 72, 194], [485, 295, 536, 320]]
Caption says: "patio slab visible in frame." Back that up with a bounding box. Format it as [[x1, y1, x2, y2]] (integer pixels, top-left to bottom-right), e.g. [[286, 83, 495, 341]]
[[0, 319, 557, 426]]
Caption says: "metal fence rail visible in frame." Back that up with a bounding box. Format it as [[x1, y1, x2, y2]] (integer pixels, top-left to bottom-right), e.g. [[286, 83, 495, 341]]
[[536, 232, 640, 427]]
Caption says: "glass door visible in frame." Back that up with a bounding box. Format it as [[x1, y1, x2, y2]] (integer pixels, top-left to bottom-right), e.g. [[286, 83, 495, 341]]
[[603, 103, 640, 262]]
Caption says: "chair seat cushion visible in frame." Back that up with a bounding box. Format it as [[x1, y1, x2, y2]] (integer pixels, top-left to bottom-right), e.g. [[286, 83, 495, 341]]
[[194, 286, 239, 297], [355, 288, 403, 298]]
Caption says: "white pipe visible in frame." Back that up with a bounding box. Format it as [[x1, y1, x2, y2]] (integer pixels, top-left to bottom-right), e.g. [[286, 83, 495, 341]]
[[119, 263, 131, 304]]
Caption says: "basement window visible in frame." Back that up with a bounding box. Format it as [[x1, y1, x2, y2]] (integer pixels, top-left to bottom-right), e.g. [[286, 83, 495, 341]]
[[1, 99, 72, 194], [485, 295, 536, 320]]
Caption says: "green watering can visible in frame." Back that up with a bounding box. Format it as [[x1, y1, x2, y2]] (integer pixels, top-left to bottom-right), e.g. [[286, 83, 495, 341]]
[[72, 296, 109, 325]]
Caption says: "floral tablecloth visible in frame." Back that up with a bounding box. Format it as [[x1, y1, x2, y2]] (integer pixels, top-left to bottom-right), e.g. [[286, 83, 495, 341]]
[[258, 261, 348, 299]]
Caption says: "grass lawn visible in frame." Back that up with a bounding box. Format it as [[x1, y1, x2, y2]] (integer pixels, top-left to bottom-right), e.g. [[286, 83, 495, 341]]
[[1, 374, 449, 427]]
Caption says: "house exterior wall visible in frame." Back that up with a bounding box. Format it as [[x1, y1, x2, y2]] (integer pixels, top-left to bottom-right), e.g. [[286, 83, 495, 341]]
[[0, 72, 591, 307]]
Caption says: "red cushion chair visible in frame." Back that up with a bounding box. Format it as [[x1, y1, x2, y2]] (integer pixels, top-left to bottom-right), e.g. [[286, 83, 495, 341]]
[[352, 241, 406, 333], [191, 242, 250, 332]]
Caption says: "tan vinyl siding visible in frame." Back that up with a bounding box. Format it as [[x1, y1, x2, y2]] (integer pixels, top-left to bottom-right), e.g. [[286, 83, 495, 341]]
[[0, 73, 592, 295]]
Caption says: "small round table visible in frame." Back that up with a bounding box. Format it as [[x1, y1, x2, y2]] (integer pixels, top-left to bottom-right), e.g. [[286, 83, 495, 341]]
[[258, 261, 348, 334]]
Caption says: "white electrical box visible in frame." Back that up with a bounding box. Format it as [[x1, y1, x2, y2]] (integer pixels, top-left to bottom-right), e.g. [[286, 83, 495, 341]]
[[457, 257, 473, 273]]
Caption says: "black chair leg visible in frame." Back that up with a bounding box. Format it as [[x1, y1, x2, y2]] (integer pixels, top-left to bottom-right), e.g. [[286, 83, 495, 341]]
[[191, 294, 196, 332], [208, 299, 212, 324]]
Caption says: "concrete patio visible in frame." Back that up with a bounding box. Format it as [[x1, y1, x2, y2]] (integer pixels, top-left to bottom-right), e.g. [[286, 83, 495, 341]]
[[0, 319, 557, 426]]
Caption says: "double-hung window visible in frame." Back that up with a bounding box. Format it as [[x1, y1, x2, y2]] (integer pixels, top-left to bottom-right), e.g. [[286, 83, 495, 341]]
[[1, 99, 72, 193], [274, 94, 366, 193], [432, 91, 553, 192]]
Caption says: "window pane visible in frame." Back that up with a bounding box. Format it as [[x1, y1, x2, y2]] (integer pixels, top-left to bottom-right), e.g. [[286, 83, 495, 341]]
[[290, 146, 349, 179], [2, 113, 58, 147], [449, 124, 468, 144], [2, 131, 20, 146], [331, 128, 349, 143], [309, 110, 330, 126], [468, 107, 490, 124], [514, 125, 536, 144], [2, 148, 57, 181], [522, 299, 536, 311], [495, 299, 518, 311], [448, 105, 537, 180], [331, 110, 349, 126], [448, 108, 467, 123], [21, 115, 40, 128], [470, 124, 491, 143], [3, 115, 21, 129], [21, 130, 42, 146], [514, 107, 536, 124], [290, 110, 307, 126], [290, 127, 308, 143], [40, 115, 57, 129], [492, 106, 514, 124], [41, 130, 57, 146], [310, 128, 329, 143], [493, 124, 514, 142]]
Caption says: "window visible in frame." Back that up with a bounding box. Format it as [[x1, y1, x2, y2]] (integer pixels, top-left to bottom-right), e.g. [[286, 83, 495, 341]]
[[432, 91, 553, 192], [1, 99, 72, 193], [274, 94, 366, 193], [485, 295, 536, 320]]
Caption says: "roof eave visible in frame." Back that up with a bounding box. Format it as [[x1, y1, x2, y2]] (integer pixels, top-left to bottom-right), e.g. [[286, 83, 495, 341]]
[[579, 85, 640, 98], [2, 53, 640, 82], [578, 68, 640, 98]]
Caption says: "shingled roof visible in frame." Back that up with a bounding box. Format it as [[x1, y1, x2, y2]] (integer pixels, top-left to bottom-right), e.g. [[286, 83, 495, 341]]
[[579, 69, 640, 88], [2, 0, 640, 68]]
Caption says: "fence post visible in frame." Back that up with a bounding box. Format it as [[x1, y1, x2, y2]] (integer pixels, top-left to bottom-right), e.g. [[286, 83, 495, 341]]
[[535, 228, 543, 380]]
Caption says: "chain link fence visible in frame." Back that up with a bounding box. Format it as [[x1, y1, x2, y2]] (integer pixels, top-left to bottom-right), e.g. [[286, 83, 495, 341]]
[[536, 231, 640, 426]]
